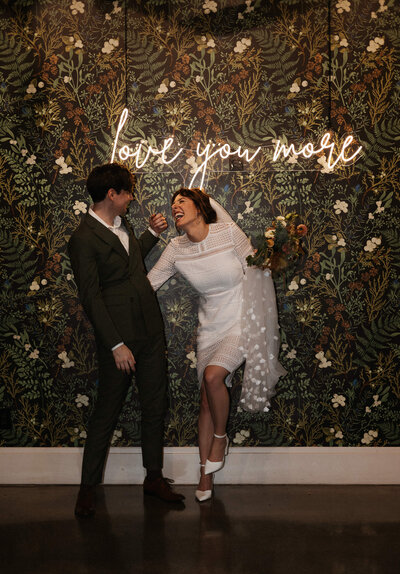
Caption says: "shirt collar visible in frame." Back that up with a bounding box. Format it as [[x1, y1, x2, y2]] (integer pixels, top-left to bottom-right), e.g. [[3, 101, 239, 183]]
[[89, 206, 123, 230]]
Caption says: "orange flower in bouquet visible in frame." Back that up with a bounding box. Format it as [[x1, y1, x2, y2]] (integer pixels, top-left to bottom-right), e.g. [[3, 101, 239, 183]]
[[247, 214, 307, 274]]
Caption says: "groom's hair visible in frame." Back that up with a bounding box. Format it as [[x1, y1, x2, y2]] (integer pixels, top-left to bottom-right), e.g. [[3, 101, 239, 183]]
[[172, 188, 217, 224], [87, 163, 136, 203]]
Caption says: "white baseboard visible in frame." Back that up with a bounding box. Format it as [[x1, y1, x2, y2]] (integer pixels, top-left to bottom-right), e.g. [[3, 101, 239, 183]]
[[1, 447, 399, 485]]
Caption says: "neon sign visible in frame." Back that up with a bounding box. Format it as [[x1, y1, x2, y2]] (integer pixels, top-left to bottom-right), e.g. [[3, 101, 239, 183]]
[[111, 108, 363, 188]]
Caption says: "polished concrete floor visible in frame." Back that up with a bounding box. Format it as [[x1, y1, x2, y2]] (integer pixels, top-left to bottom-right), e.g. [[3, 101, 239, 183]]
[[0, 485, 399, 574]]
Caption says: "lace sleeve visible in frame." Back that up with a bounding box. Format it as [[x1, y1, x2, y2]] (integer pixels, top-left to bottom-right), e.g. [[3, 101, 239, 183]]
[[147, 241, 177, 291], [230, 222, 254, 272]]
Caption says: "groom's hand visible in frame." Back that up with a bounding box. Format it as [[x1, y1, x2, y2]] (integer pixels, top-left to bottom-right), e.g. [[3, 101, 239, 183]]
[[149, 213, 168, 234], [113, 344, 136, 374]]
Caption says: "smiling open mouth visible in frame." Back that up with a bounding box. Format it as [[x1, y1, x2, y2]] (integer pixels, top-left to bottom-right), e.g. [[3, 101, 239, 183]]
[[175, 213, 184, 221]]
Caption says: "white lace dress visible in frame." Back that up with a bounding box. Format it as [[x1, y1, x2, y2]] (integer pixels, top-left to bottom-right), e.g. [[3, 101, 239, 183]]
[[148, 217, 287, 412]]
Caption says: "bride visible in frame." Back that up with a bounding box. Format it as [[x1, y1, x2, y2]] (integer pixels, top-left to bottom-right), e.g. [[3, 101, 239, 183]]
[[147, 188, 286, 501]]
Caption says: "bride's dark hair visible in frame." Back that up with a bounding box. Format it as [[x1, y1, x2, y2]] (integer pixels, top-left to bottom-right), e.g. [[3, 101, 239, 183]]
[[171, 188, 217, 224]]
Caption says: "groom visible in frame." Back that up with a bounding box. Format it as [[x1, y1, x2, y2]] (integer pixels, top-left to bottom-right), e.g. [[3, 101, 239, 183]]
[[68, 163, 184, 517]]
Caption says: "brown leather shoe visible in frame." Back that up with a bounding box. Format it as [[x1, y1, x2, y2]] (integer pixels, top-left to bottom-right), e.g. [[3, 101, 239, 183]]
[[75, 485, 96, 518], [143, 477, 185, 503]]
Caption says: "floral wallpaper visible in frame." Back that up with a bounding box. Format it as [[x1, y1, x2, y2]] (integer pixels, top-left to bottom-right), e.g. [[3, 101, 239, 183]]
[[0, 0, 399, 449]]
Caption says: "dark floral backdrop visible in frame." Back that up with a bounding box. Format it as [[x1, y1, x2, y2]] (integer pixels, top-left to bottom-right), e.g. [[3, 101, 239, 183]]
[[0, 0, 399, 449]]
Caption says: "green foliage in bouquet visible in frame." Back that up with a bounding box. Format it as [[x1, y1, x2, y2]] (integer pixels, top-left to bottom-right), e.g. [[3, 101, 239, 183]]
[[247, 214, 307, 274]]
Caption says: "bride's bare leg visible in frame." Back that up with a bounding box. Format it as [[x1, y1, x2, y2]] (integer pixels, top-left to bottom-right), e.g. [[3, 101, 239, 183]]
[[203, 365, 230, 463], [197, 383, 214, 491]]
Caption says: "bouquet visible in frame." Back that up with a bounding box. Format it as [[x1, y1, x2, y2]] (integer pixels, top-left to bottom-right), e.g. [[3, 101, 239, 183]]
[[246, 213, 307, 274]]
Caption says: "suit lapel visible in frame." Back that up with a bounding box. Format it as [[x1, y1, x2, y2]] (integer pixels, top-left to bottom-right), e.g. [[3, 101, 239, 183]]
[[122, 216, 140, 272], [85, 213, 129, 262]]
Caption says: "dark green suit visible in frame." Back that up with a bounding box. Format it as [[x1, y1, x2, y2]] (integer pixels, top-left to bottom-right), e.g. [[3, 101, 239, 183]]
[[68, 212, 167, 485]]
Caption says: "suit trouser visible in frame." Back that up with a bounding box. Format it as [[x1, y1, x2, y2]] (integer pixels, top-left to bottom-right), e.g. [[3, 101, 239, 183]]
[[81, 331, 168, 485]]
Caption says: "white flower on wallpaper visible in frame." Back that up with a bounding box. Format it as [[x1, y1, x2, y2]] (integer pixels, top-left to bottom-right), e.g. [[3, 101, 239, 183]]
[[203, 1, 217, 14], [58, 351, 75, 369], [102, 38, 119, 54], [26, 83, 37, 94], [336, 0, 351, 14], [332, 393, 346, 408], [333, 200, 349, 214], [75, 394, 89, 408], [56, 156, 72, 174], [317, 155, 333, 173], [364, 237, 381, 252], [73, 200, 87, 215], [234, 37, 251, 53], [70, 1, 84, 15], [361, 430, 378, 445], [233, 429, 250, 445], [367, 36, 385, 52], [315, 351, 332, 368], [186, 351, 197, 369]]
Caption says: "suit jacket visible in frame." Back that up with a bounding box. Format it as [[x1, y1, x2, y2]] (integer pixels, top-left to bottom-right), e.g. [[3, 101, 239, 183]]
[[68, 212, 164, 350]]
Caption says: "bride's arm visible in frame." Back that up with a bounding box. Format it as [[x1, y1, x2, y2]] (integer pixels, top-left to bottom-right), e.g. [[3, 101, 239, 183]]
[[230, 222, 254, 271], [147, 242, 177, 291]]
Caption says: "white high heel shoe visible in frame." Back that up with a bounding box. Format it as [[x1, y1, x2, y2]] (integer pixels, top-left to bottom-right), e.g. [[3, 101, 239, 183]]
[[195, 464, 213, 502], [204, 433, 229, 475]]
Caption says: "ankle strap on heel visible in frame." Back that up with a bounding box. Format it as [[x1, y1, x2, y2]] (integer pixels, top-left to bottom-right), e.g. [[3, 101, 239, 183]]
[[213, 433, 227, 439]]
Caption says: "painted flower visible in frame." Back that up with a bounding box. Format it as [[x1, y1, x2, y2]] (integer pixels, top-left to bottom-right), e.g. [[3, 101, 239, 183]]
[[75, 394, 89, 408], [111, 429, 122, 444], [186, 351, 197, 369], [332, 393, 346, 408], [289, 81, 300, 93], [30, 280, 40, 291], [26, 83, 37, 94], [157, 82, 168, 94], [234, 38, 251, 54], [244, 201, 254, 214], [233, 429, 250, 445], [26, 154, 36, 165], [361, 429, 378, 445], [333, 200, 348, 214], [288, 280, 299, 291], [336, 0, 351, 14], [364, 237, 381, 252], [203, 1, 217, 14], [287, 349, 297, 359], [367, 37, 385, 53], [58, 351, 75, 369], [55, 156, 72, 175], [372, 395, 381, 407], [317, 155, 333, 173], [102, 38, 119, 54], [73, 200, 87, 215], [315, 351, 332, 368], [70, 1, 84, 15], [29, 349, 40, 359]]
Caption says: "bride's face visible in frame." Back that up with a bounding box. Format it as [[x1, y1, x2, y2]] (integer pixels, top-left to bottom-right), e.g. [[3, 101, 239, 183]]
[[172, 194, 201, 230]]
